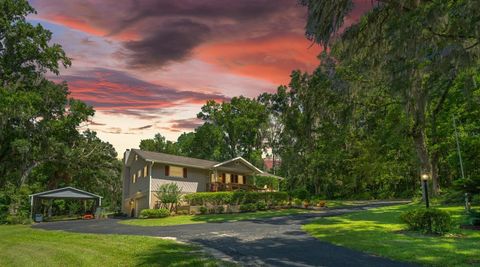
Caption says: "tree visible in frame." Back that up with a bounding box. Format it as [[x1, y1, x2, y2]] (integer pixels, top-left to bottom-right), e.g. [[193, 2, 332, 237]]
[[139, 133, 178, 154], [189, 123, 228, 161], [301, 0, 480, 194], [0, 0, 122, 220], [197, 96, 268, 166]]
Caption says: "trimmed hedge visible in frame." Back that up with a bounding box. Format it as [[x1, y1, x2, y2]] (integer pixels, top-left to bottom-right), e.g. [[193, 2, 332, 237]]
[[400, 208, 452, 235], [184, 191, 288, 206], [139, 208, 170, 218], [239, 203, 257, 212]]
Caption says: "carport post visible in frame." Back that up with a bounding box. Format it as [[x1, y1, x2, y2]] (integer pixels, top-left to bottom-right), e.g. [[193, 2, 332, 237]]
[[29, 196, 33, 220]]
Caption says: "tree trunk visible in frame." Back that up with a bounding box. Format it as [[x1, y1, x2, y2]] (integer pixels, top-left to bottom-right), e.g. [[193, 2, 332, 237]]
[[412, 127, 432, 183]]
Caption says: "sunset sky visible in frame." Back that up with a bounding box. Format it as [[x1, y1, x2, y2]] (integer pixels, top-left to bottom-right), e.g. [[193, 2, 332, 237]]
[[28, 0, 372, 154]]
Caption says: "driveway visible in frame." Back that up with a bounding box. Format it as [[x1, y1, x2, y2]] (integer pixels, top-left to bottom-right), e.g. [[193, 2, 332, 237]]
[[33, 201, 416, 267]]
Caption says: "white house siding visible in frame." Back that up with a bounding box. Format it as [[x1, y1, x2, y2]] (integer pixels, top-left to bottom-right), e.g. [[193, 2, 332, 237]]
[[122, 152, 151, 214], [150, 162, 210, 194]]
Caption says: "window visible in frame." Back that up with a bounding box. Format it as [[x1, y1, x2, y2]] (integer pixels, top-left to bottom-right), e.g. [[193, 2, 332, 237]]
[[225, 173, 231, 183], [238, 175, 244, 184], [169, 166, 183, 177], [135, 155, 138, 161], [132, 174, 137, 183], [137, 170, 141, 178], [144, 165, 148, 177]]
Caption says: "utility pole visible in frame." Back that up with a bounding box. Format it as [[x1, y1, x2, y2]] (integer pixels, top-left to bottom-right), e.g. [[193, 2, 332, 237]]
[[453, 115, 469, 211]]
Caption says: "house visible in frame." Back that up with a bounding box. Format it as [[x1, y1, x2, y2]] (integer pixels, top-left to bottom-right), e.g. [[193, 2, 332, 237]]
[[121, 149, 282, 217]]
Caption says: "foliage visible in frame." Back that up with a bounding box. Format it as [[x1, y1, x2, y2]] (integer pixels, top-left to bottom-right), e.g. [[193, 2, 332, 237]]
[[301, 0, 480, 195], [256, 201, 267, 211], [139, 208, 170, 219], [155, 183, 182, 212], [239, 203, 257, 212], [139, 133, 179, 155], [184, 192, 288, 207], [400, 208, 453, 235], [253, 175, 279, 190], [197, 96, 268, 166], [465, 210, 480, 226], [199, 206, 208, 215], [0, 0, 121, 220], [292, 188, 310, 201]]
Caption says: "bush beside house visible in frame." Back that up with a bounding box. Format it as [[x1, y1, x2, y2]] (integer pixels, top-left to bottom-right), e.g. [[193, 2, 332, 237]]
[[140, 208, 170, 218], [184, 191, 289, 214]]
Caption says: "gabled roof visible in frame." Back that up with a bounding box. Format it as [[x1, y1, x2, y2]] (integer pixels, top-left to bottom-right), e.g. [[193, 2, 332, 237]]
[[213, 157, 264, 174], [29, 186, 102, 199], [132, 149, 219, 169], [130, 149, 283, 179]]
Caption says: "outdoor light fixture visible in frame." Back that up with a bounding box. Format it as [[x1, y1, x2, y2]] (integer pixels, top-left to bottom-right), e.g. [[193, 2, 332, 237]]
[[421, 173, 430, 208]]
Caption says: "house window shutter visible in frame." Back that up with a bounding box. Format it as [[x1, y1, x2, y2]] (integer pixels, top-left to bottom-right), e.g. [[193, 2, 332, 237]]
[[183, 167, 187, 178], [222, 173, 226, 183], [165, 165, 170, 176]]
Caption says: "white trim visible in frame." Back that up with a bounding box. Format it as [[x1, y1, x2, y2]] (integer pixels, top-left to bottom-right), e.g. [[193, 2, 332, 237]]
[[148, 161, 153, 208], [213, 157, 264, 174], [29, 186, 102, 199]]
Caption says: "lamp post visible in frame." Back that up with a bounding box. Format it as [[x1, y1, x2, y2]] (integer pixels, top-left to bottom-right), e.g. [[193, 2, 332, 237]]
[[421, 173, 430, 208]]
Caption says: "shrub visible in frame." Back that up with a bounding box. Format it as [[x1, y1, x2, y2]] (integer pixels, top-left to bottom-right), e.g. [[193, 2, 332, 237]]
[[265, 192, 288, 206], [292, 188, 310, 201], [199, 206, 208, 215], [5, 215, 31, 225], [239, 203, 257, 212], [256, 201, 267, 211], [184, 191, 287, 207], [466, 210, 480, 226], [400, 208, 452, 235], [176, 210, 189, 215], [216, 205, 225, 214], [139, 208, 170, 219], [155, 183, 182, 212]]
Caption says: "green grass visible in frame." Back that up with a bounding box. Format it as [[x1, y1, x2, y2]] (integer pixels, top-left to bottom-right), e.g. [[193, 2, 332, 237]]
[[303, 204, 480, 267], [121, 209, 308, 226], [0, 225, 231, 267]]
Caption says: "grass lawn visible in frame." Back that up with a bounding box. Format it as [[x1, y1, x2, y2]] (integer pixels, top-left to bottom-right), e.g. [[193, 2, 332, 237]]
[[121, 208, 308, 227], [303, 204, 480, 267], [0, 225, 231, 267]]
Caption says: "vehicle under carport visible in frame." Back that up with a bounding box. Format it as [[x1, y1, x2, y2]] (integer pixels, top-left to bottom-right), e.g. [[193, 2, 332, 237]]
[[29, 186, 102, 222]]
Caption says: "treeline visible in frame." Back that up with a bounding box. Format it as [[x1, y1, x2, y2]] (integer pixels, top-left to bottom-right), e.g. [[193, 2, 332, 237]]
[[142, 0, 480, 200], [140, 55, 480, 199], [0, 1, 121, 222]]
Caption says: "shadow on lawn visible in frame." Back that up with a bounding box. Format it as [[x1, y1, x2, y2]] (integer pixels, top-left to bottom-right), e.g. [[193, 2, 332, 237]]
[[304, 206, 480, 267], [135, 242, 221, 267]]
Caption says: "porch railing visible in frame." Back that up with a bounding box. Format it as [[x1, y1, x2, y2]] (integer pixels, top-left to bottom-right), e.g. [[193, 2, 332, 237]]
[[207, 182, 262, 192]]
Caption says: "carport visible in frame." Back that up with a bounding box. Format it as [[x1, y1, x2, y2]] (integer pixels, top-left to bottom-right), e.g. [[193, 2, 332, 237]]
[[29, 187, 102, 222]]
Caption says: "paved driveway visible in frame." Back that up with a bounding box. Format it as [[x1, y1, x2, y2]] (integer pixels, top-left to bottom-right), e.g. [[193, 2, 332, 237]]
[[33, 201, 416, 267]]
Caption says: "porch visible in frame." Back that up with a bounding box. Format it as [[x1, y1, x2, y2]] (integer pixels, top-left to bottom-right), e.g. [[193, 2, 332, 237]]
[[207, 182, 263, 192]]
